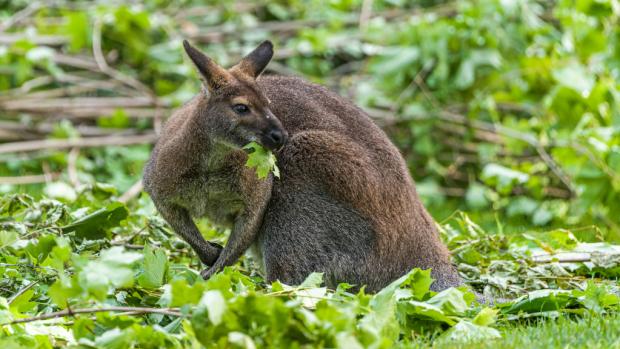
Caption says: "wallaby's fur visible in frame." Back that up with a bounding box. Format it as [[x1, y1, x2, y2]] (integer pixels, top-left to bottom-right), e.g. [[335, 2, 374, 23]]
[[144, 40, 461, 291]]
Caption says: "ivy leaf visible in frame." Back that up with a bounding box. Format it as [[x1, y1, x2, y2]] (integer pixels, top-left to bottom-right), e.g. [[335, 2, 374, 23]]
[[502, 289, 575, 314], [579, 282, 619, 314], [62, 202, 129, 240], [196, 290, 227, 325], [77, 247, 143, 300], [552, 60, 595, 97], [426, 288, 469, 316], [137, 245, 168, 289], [441, 320, 501, 342], [473, 308, 498, 326], [300, 272, 324, 288], [243, 142, 280, 179]]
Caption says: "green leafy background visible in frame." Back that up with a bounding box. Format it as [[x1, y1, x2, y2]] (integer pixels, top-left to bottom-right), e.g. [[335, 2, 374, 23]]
[[0, 0, 619, 347]]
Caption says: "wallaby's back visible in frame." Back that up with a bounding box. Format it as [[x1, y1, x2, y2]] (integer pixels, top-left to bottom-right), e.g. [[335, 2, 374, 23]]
[[255, 75, 461, 291]]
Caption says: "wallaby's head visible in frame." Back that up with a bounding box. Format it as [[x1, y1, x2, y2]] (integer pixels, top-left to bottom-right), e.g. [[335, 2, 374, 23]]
[[182, 40, 288, 151]]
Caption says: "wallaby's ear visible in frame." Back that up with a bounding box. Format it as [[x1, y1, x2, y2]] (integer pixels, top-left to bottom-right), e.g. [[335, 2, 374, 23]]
[[183, 40, 230, 92], [231, 40, 274, 79]]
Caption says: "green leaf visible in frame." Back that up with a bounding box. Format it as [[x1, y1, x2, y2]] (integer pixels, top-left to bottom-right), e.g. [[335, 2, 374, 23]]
[[397, 300, 455, 326], [503, 290, 575, 314], [196, 290, 227, 325], [44, 182, 77, 202], [466, 183, 490, 210], [9, 289, 37, 314], [441, 320, 501, 342], [426, 288, 469, 316], [300, 272, 324, 288], [243, 142, 280, 179], [552, 60, 595, 97], [77, 247, 143, 300], [579, 282, 619, 314], [360, 270, 415, 342], [64, 11, 90, 52], [137, 245, 168, 289], [473, 308, 498, 326], [169, 279, 207, 307], [62, 202, 129, 240], [401, 268, 434, 300]]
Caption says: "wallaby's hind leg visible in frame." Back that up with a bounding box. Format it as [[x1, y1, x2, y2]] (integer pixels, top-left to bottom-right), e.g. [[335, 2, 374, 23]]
[[258, 189, 379, 290]]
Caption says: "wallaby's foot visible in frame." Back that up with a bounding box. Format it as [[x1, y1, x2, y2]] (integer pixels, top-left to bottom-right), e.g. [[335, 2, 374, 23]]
[[200, 267, 217, 280], [197, 242, 223, 267]]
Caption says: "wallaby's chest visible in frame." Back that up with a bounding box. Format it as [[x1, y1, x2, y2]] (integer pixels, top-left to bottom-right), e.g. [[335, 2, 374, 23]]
[[174, 153, 246, 227]]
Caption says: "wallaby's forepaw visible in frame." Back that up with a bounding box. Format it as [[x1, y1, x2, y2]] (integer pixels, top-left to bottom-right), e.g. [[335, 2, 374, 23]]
[[200, 267, 217, 280], [198, 242, 223, 266]]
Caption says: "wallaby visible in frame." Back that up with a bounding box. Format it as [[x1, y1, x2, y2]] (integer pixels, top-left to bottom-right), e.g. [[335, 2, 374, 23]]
[[144, 40, 462, 292]]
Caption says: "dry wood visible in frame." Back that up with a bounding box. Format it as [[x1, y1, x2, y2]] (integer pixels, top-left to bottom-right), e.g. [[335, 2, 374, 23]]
[[531, 252, 592, 264], [118, 179, 144, 203], [68, 147, 80, 186], [92, 19, 158, 100], [0, 134, 157, 155], [1, 306, 182, 326], [0, 2, 41, 33], [0, 33, 67, 46], [0, 173, 61, 185], [1, 97, 156, 111]]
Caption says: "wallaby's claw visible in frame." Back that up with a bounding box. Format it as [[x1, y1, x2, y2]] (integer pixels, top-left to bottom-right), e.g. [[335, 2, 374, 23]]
[[198, 243, 223, 266], [200, 267, 217, 280]]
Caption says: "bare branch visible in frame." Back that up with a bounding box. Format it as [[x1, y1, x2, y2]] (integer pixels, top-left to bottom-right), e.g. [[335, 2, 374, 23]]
[[8, 281, 39, 304], [118, 180, 144, 203], [0, 2, 41, 33], [0, 33, 66, 46], [1, 306, 182, 326], [0, 134, 156, 155], [68, 147, 80, 187], [0, 173, 61, 185], [359, 0, 374, 29], [92, 19, 158, 101]]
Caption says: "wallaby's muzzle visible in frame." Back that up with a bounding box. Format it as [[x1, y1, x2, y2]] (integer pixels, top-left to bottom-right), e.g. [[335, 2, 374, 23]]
[[261, 126, 288, 151]]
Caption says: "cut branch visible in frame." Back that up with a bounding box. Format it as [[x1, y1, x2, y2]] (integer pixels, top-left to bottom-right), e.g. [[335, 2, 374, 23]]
[[0, 173, 61, 184], [0, 134, 157, 155], [1, 306, 182, 326]]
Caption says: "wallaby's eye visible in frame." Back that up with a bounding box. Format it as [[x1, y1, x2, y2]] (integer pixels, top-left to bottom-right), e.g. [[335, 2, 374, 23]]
[[232, 104, 250, 115]]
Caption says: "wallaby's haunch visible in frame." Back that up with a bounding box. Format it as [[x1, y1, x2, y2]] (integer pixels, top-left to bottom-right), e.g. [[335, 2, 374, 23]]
[[144, 40, 461, 291]]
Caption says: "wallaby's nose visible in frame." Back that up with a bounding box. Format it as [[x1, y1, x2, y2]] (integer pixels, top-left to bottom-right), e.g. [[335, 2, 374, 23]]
[[267, 129, 287, 148]]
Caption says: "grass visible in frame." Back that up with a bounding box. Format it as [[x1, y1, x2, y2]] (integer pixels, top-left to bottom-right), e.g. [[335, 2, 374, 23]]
[[406, 313, 620, 349]]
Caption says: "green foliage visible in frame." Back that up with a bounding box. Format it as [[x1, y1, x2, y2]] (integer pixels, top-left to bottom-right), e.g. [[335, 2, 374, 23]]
[[1, 0, 620, 347], [243, 142, 280, 179], [0, 191, 618, 347]]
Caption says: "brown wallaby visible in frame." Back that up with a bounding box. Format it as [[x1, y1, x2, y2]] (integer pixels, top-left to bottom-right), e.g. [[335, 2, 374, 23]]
[[143, 40, 462, 292]]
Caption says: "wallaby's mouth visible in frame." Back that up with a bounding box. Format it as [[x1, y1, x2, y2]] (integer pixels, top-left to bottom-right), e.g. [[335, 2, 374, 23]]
[[260, 128, 288, 151]]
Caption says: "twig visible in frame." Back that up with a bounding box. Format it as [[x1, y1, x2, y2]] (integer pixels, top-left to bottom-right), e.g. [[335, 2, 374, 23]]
[[531, 252, 592, 264], [1, 306, 182, 326], [68, 147, 80, 187], [0, 134, 157, 155], [441, 110, 576, 196], [379, 103, 576, 195], [109, 242, 145, 250], [42, 161, 53, 183], [92, 19, 158, 101], [0, 33, 66, 46], [0, 173, 61, 185], [118, 180, 144, 203], [0, 2, 41, 33], [0, 96, 156, 111], [359, 0, 374, 29], [8, 281, 39, 304], [0, 120, 142, 140]]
